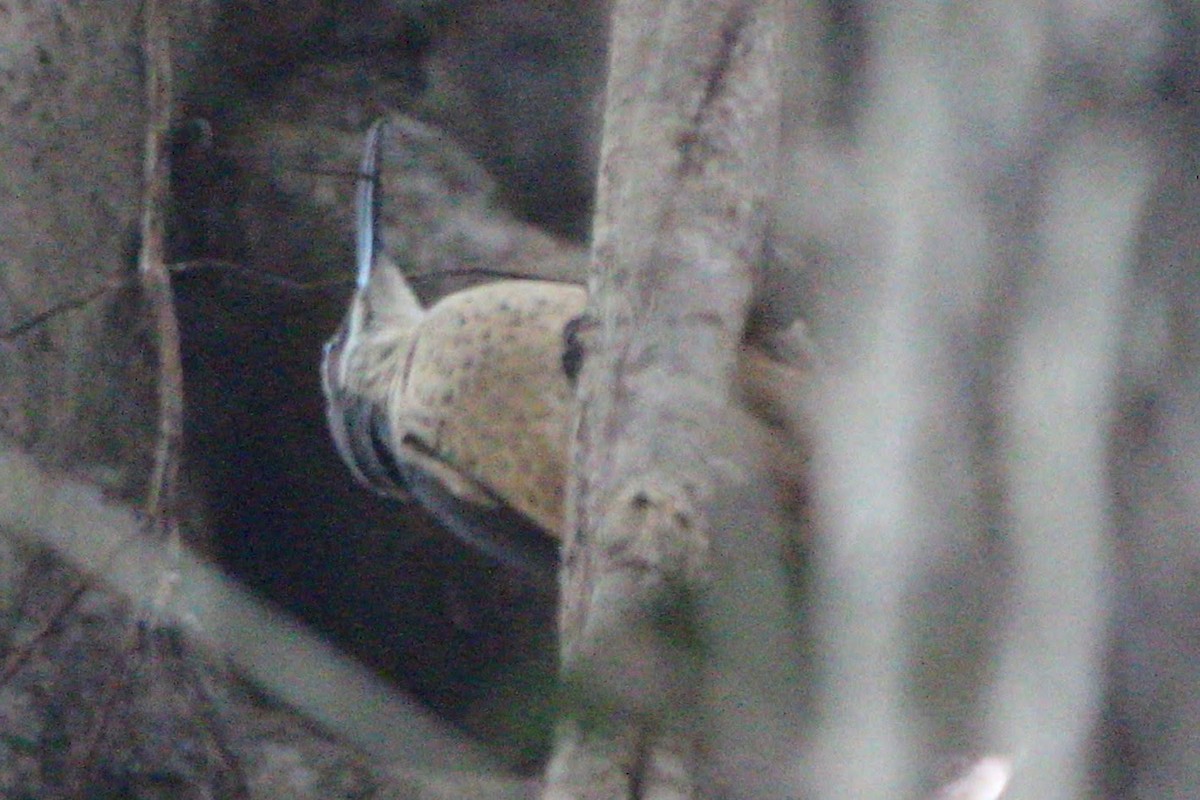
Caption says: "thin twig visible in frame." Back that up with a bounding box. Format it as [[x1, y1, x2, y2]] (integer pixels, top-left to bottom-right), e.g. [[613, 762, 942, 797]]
[[171, 259, 577, 289], [0, 261, 577, 345], [179, 642, 251, 799], [0, 579, 88, 686], [169, 259, 351, 292], [0, 513, 145, 691], [0, 280, 128, 341], [59, 618, 147, 798], [138, 0, 183, 528], [0, 267, 343, 342]]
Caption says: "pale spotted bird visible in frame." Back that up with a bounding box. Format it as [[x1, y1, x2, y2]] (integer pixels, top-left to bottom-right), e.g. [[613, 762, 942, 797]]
[[321, 117, 584, 584], [322, 118, 814, 585]]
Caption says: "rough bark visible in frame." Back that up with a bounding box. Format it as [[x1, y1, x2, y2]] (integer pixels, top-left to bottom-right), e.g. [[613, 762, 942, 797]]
[[545, 1, 793, 798]]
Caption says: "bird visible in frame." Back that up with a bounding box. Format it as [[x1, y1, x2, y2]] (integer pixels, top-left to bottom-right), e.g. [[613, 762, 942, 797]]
[[322, 117, 817, 585], [321, 117, 584, 584]]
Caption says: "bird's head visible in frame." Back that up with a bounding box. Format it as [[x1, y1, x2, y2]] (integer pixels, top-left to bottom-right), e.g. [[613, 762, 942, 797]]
[[321, 118, 423, 495]]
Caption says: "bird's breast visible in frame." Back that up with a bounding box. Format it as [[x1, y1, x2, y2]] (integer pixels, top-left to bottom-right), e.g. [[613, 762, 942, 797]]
[[388, 280, 587, 539]]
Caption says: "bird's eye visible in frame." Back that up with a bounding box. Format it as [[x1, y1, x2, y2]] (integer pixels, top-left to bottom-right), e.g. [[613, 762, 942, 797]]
[[561, 313, 593, 385]]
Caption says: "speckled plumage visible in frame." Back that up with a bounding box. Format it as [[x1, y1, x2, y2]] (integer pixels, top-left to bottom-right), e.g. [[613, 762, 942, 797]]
[[322, 117, 580, 582], [394, 280, 584, 538]]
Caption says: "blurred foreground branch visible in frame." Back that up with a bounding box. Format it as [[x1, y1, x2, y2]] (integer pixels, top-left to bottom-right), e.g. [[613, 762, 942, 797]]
[[0, 441, 516, 791]]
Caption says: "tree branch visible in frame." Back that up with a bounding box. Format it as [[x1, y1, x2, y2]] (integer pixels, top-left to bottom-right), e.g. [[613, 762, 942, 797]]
[[138, 0, 185, 528], [548, 1, 785, 797]]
